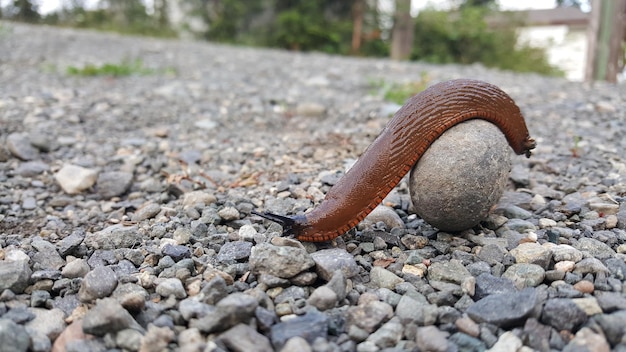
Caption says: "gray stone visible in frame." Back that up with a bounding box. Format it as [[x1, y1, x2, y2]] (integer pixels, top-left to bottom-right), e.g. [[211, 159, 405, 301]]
[[281, 336, 312, 352], [115, 328, 143, 351], [219, 323, 273, 352], [473, 273, 517, 300], [416, 326, 449, 352], [54, 164, 98, 194], [410, 120, 511, 232], [96, 171, 133, 199], [199, 276, 228, 305], [161, 244, 191, 262], [574, 257, 609, 274], [307, 286, 338, 311], [0, 318, 30, 352], [270, 309, 328, 350], [502, 263, 545, 289], [346, 300, 394, 333], [499, 205, 533, 220], [112, 283, 148, 311], [191, 293, 257, 333], [448, 332, 487, 351], [310, 248, 359, 281], [563, 327, 611, 352], [84, 224, 141, 250], [31, 238, 65, 270], [0, 260, 32, 293], [78, 266, 118, 302], [488, 331, 523, 352], [510, 242, 552, 269], [56, 230, 85, 256], [326, 270, 347, 302], [428, 259, 472, 285], [7, 132, 38, 160], [217, 206, 240, 221], [574, 237, 616, 260], [362, 205, 405, 230], [178, 298, 212, 321], [131, 202, 161, 222], [540, 298, 587, 331], [595, 291, 626, 313], [155, 278, 187, 299], [551, 244, 584, 263], [295, 102, 326, 117], [395, 294, 438, 326], [594, 311, 626, 346], [217, 241, 253, 262], [369, 266, 403, 290], [82, 298, 143, 336], [139, 324, 174, 352], [466, 288, 538, 328], [25, 307, 66, 341], [365, 317, 403, 349], [476, 243, 506, 265], [249, 243, 315, 279]]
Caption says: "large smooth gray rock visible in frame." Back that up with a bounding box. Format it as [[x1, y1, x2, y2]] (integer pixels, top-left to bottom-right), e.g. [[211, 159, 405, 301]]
[[410, 120, 512, 232]]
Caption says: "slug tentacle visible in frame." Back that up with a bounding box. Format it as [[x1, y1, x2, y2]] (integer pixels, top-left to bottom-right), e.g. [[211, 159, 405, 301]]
[[255, 79, 535, 242]]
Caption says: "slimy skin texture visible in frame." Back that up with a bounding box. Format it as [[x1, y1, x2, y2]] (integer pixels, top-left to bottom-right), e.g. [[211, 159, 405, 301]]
[[255, 79, 536, 242]]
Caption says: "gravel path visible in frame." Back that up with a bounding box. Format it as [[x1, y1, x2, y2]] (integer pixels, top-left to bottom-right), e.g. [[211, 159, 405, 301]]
[[1, 22, 626, 352]]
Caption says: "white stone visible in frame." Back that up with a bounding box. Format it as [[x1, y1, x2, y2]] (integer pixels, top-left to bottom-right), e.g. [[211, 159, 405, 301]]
[[54, 164, 98, 194]]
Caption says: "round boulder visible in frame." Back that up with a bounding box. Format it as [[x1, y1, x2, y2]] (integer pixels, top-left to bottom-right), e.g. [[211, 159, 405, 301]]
[[409, 119, 511, 232]]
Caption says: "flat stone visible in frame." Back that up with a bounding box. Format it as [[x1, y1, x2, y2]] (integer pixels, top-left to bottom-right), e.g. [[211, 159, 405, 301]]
[[217, 241, 253, 262], [369, 266, 403, 290], [7, 132, 38, 160], [270, 309, 328, 350], [466, 288, 538, 328], [310, 248, 359, 281], [510, 242, 552, 269], [362, 205, 405, 230], [0, 318, 30, 352], [540, 298, 587, 331], [428, 259, 472, 285], [78, 265, 118, 302], [82, 298, 143, 336], [410, 120, 511, 232], [84, 224, 141, 250], [96, 171, 133, 199], [219, 323, 273, 352], [0, 259, 32, 294], [249, 243, 315, 279], [502, 263, 545, 289]]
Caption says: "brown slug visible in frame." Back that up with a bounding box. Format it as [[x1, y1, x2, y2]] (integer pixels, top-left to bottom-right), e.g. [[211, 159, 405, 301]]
[[254, 79, 536, 242]]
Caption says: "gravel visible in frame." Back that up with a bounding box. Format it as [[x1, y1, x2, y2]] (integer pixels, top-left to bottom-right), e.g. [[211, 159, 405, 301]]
[[1, 22, 626, 351]]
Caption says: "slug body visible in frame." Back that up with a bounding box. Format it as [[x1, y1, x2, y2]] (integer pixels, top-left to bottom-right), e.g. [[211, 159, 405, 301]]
[[255, 79, 536, 242]]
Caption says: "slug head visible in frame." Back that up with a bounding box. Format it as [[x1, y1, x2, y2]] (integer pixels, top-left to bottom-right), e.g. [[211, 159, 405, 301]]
[[523, 136, 536, 158]]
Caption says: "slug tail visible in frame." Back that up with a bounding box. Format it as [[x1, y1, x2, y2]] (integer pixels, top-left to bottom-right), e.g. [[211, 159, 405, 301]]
[[252, 210, 301, 237]]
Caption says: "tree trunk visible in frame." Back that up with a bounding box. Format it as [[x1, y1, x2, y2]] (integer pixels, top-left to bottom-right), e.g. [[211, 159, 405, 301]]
[[351, 0, 364, 55], [585, 0, 626, 82], [390, 0, 413, 61]]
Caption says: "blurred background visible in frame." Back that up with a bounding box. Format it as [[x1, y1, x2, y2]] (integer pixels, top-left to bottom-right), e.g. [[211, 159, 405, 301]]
[[0, 0, 623, 82]]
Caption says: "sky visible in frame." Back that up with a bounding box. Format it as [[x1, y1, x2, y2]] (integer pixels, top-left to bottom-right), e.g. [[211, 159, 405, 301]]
[[5, 0, 590, 16]]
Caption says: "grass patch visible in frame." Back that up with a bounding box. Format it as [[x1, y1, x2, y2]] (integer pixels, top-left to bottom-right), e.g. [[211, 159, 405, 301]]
[[67, 59, 174, 77], [370, 72, 430, 105]]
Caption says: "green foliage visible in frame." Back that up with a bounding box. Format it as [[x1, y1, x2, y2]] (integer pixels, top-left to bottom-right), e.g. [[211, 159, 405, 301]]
[[412, 7, 563, 76], [43, 0, 176, 38], [66, 59, 174, 77], [370, 72, 431, 105]]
